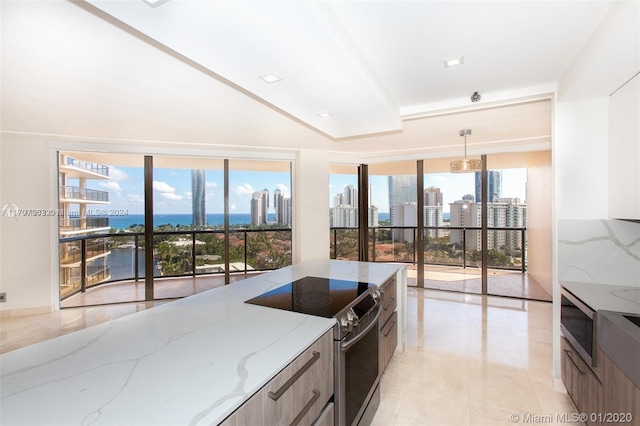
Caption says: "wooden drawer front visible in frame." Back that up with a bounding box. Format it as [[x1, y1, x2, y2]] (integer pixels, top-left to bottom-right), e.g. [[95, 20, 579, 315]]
[[311, 402, 334, 426], [380, 276, 397, 326], [221, 330, 333, 426], [381, 311, 398, 371], [561, 337, 602, 425]]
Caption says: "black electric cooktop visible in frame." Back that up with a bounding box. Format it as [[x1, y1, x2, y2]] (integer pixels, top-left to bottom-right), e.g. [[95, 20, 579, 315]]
[[245, 276, 375, 318]]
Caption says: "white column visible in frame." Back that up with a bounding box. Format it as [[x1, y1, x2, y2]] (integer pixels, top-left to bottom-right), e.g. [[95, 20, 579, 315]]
[[294, 149, 330, 262]]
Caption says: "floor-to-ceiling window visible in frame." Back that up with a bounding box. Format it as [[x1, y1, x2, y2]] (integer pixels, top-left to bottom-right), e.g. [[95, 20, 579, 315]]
[[421, 157, 478, 292], [329, 164, 359, 260], [328, 153, 551, 301], [58, 152, 293, 307]]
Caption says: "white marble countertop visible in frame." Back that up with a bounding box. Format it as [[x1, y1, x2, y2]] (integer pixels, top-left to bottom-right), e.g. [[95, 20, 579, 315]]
[[0, 259, 404, 425], [561, 281, 640, 314]]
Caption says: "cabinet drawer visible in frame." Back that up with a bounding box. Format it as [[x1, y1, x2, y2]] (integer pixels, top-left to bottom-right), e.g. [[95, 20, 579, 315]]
[[311, 402, 334, 426], [381, 311, 398, 372], [221, 330, 334, 426], [380, 276, 397, 326], [561, 337, 602, 425]]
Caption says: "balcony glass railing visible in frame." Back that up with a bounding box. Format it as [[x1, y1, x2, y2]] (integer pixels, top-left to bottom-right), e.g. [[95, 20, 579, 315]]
[[330, 225, 527, 272], [60, 239, 110, 265], [60, 186, 109, 202], [59, 228, 292, 300], [59, 217, 110, 232], [63, 156, 109, 177]]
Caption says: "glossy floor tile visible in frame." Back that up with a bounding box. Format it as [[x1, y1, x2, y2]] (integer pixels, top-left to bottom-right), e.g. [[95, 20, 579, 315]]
[[1, 277, 574, 426], [406, 266, 552, 301], [372, 288, 578, 426]]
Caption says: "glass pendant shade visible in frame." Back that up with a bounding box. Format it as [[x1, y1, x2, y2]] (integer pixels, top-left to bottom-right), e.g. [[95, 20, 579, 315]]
[[450, 158, 482, 173], [450, 128, 481, 173]]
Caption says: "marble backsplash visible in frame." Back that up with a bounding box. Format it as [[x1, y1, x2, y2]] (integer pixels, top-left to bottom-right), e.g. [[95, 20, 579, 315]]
[[558, 219, 640, 286]]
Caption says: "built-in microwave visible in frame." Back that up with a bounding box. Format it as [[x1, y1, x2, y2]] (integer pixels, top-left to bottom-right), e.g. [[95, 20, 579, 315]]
[[560, 288, 596, 366]]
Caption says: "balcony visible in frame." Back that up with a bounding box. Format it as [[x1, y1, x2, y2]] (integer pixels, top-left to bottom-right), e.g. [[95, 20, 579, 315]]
[[59, 228, 292, 301], [60, 239, 111, 266], [330, 225, 527, 272], [60, 155, 109, 179], [59, 217, 110, 234], [59, 186, 109, 203]]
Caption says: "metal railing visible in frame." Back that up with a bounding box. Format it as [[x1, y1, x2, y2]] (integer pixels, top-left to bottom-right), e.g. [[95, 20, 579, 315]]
[[62, 156, 109, 177], [60, 186, 109, 202], [59, 228, 292, 300], [59, 217, 110, 232], [330, 225, 527, 272], [60, 239, 110, 265]]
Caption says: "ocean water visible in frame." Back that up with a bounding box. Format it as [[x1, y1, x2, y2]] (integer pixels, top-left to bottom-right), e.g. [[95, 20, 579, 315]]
[[108, 213, 256, 229], [107, 212, 393, 230]]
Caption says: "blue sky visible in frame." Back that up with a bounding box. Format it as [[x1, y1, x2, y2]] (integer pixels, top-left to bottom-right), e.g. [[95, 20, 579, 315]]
[[83, 165, 527, 214]]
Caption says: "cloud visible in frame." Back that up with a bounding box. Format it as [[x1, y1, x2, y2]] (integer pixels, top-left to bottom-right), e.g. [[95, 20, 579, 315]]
[[234, 183, 254, 196], [205, 182, 218, 188], [108, 166, 129, 182], [99, 181, 122, 192], [153, 180, 183, 200], [276, 183, 290, 194]]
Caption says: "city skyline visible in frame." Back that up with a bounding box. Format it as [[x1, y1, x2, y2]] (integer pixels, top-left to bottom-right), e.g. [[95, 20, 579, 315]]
[[80, 165, 527, 215]]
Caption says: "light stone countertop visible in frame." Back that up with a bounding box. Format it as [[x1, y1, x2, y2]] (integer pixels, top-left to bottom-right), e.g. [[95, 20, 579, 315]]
[[561, 281, 640, 314], [0, 259, 405, 426]]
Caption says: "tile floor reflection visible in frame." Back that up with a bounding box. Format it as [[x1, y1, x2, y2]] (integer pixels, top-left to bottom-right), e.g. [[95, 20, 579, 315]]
[[372, 288, 578, 426], [1, 280, 574, 426]]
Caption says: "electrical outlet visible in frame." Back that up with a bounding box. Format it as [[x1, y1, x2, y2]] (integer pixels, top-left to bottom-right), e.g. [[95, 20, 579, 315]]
[[0, 293, 5, 303]]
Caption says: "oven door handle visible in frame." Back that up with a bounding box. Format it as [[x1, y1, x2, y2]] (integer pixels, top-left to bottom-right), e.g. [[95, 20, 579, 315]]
[[341, 304, 381, 352]]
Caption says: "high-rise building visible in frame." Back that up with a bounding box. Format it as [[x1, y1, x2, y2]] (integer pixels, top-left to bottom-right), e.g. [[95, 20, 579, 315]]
[[449, 198, 527, 252], [274, 189, 284, 224], [424, 186, 443, 207], [343, 184, 357, 207], [191, 169, 206, 228], [388, 175, 416, 207], [462, 194, 475, 202], [390, 202, 417, 242], [282, 196, 292, 226], [475, 171, 502, 202], [388, 175, 416, 240], [329, 183, 378, 227], [260, 188, 269, 224], [251, 190, 270, 225], [250, 192, 262, 226], [58, 153, 112, 298]]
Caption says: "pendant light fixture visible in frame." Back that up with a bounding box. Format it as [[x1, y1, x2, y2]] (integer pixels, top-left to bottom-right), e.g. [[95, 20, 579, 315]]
[[450, 129, 482, 173]]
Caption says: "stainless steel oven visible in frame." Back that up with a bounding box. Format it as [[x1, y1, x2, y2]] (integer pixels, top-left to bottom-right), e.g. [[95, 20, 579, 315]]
[[334, 294, 381, 426], [560, 287, 596, 366], [245, 276, 383, 426]]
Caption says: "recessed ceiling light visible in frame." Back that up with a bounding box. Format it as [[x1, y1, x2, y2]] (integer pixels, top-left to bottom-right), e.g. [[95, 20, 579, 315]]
[[317, 112, 333, 118], [143, 0, 170, 7], [259, 73, 282, 84], [444, 56, 464, 67]]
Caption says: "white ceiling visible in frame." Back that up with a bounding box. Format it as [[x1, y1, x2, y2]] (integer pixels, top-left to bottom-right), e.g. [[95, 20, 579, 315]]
[[1, 0, 636, 160]]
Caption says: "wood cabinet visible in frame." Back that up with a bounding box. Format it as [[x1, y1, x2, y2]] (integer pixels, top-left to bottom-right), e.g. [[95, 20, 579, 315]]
[[561, 336, 603, 425], [608, 72, 640, 220], [600, 348, 640, 424], [221, 330, 334, 426], [380, 276, 398, 372]]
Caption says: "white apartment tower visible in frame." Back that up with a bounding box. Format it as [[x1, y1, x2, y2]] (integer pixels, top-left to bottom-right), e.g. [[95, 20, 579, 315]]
[[58, 153, 112, 299]]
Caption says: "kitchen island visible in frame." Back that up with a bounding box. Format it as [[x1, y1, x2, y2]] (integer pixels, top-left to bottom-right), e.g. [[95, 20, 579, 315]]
[[0, 259, 406, 425]]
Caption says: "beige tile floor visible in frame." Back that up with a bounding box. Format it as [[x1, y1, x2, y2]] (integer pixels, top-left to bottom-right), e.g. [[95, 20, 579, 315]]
[[373, 288, 578, 426], [2, 280, 575, 426], [407, 266, 552, 301]]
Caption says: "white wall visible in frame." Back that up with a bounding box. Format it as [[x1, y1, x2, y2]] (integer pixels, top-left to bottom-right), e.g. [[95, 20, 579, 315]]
[[0, 138, 57, 314]]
